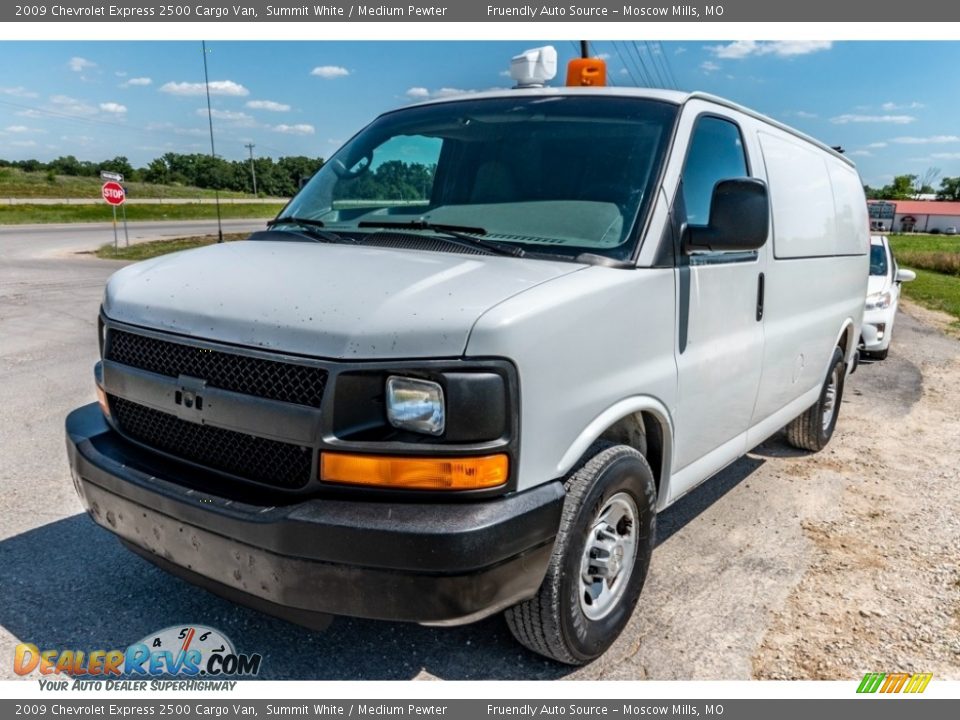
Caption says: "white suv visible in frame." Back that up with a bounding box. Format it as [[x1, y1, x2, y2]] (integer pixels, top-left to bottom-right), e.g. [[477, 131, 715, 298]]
[[862, 235, 916, 360]]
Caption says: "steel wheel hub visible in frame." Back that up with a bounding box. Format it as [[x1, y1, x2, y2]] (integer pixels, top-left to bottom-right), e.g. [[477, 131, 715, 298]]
[[579, 492, 639, 620]]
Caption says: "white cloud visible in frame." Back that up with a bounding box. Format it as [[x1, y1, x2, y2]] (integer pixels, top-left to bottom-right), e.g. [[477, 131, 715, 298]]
[[68, 57, 96, 72], [245, 100, 290, 112], [50, 94, 97, 116], [930, 152, 960, 160], [890, 135, 960, 144], [196, 108, 255, 125], [159, 80, 249, 96], [881, 101, 924, 111], [708, 41, 832, 59], [867, 142, 888, 148], [310, 66, 350, 79], [0, 86, 38, 98], [405, 86, 504, 102], [674, 47, 687, 55], [700, 61, 720, 73], [115, 71, 127, 78], [123, 77, 152, 87], [271, 123, 315, 135], [830, 114, 916, 125], [99, 102, 127, 114], [11, 140, 37, 147], [4, 125, 33, 133], [793, 110, 818, 119], [596, 53, 611, 60], [848, 150, 872, 157]]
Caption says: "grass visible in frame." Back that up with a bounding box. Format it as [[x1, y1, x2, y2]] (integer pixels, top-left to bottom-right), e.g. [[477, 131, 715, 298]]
[[899, 269, 960, 327], [0, 203, 283, 225], [95, 233, 249, 261], [888, 233, 960, 253], [0, 167, 252, 199], [884, 235, 960, 323]]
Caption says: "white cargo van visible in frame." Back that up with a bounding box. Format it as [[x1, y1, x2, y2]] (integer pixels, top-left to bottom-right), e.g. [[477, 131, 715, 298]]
[[67, 49, 869, 665]]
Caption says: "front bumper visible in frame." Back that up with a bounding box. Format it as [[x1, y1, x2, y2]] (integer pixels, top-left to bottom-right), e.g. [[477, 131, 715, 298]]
[[66, 403, 563, 627]]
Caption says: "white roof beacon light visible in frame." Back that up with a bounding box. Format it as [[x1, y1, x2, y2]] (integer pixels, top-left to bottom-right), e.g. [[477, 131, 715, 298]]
[[509, 46, 558, 89]]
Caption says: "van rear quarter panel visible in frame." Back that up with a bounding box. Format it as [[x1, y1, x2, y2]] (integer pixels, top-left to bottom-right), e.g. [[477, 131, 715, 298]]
[[466, 267, 677, 492], [751, 126, 869, 426]]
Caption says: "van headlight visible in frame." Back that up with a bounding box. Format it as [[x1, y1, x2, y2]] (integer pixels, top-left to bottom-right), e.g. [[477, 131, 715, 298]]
[[386, 376, 445, 436], [865, 291, 893, 311]]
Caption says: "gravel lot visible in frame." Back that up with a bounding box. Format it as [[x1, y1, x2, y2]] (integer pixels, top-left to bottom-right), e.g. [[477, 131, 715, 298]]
[[1, 221, 957, 681]]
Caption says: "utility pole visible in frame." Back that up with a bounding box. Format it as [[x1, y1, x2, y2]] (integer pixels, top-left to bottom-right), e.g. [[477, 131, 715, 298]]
[[244, 142, 258, 197], [201, 40, 223, 243]]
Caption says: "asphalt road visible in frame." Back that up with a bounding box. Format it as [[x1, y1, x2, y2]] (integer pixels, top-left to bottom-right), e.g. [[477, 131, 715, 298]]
[[1, 221, 956, 681]]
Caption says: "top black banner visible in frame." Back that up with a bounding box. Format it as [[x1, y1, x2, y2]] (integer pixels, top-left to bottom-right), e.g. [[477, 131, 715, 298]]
[[5, 0, 958, 22]]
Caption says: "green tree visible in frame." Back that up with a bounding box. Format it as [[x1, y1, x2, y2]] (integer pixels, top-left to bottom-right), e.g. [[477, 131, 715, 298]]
[[937, 176, 960, 201], [876, 174, 917, 200]]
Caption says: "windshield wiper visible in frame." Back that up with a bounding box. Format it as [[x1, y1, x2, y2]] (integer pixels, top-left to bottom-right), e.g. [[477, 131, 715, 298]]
[[357, 220, 525, 258], [267, 216, 353, 244]]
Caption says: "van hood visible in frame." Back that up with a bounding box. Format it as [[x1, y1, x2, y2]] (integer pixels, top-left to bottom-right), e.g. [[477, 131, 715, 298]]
[[867, 273, 890, 296], [103, 240, 583, 359]]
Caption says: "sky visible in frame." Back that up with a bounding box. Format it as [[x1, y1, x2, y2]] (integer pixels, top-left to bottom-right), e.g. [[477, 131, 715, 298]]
[[0, 40, 958, 187]]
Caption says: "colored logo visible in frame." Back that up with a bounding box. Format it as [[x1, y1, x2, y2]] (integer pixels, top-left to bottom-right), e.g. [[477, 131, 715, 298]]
[[857, 673, 932, 694], [13, 625, 262, 677]]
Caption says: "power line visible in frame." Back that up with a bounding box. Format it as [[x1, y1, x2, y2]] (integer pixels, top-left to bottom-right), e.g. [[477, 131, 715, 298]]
[[630, 41, 657, 88], [651, 41, 676, 90], [644, 42, 669, 89], [658, 41, 680, 89], [612, 41, 640, 87]]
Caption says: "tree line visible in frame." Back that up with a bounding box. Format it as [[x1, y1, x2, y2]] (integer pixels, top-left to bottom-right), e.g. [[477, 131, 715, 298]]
[[0, 153, 326, 197], [864, 173, 960, 201]]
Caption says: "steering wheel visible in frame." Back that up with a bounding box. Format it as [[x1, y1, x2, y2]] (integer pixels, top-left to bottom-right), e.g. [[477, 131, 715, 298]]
[[333, 152, 373, 180]]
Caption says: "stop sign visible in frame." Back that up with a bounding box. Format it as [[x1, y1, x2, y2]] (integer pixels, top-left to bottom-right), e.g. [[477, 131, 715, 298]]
[[102, 181, 125, 205]]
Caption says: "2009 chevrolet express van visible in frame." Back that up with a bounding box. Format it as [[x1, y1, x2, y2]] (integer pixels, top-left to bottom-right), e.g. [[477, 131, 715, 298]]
[[66, 50, 869, 664]]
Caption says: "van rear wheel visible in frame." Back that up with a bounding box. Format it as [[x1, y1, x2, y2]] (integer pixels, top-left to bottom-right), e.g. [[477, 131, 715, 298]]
[[504, 444, 656, 665], [785, 346, 846, 452]]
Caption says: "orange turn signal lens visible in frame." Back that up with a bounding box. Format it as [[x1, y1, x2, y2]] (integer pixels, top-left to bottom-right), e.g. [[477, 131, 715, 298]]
[[96, 385, 110, 419], [320, 453, 508, 491]]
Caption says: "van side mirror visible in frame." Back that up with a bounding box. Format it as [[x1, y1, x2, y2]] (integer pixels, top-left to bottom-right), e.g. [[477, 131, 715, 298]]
[[895, 268, 916, 283], [684, 178, 770, 253]]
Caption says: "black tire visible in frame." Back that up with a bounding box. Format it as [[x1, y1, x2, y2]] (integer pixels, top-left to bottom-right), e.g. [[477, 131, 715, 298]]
[[504, 444, 656, 665], [785, 346, 846, 452]]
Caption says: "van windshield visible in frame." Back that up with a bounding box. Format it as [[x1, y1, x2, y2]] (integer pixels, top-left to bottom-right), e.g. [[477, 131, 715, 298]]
[[279, 95, 678, 261]]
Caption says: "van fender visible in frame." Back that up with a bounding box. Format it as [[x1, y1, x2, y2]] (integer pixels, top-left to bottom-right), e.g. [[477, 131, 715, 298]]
[[832, 318, 858, 373], [556, 396, 675, 510]]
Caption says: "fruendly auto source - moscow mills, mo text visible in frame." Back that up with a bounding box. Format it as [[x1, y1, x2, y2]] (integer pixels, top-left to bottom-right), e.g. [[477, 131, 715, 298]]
[[14, 3, 724, 20]]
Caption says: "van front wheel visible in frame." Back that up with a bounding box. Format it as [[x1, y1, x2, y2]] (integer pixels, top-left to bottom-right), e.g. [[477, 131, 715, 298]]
[[504, 445, 656, 665], [785, 346, 846, 452]]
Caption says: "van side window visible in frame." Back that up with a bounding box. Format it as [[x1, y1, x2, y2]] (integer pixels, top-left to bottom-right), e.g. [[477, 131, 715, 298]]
[[681, 117, 748, 227]]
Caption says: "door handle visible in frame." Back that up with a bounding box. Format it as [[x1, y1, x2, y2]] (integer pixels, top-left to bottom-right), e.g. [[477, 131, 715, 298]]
[[756, 272, 765, 322]]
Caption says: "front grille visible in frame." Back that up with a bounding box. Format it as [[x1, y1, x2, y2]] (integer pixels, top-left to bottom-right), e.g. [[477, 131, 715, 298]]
[[110, 396, 313, 489], [106, 330, 327, 407]]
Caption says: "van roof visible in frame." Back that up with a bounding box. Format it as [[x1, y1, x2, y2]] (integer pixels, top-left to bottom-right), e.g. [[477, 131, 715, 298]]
[[403, 86, 855, 168]]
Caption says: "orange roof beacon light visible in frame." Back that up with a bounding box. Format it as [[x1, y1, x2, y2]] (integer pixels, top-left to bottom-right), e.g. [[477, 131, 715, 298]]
[[510, 46, 558, 88], [566, 57, 607, 87]]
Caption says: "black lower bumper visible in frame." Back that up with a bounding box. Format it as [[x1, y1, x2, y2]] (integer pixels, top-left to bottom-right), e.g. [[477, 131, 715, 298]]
[[66, 403, 563, 626]]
